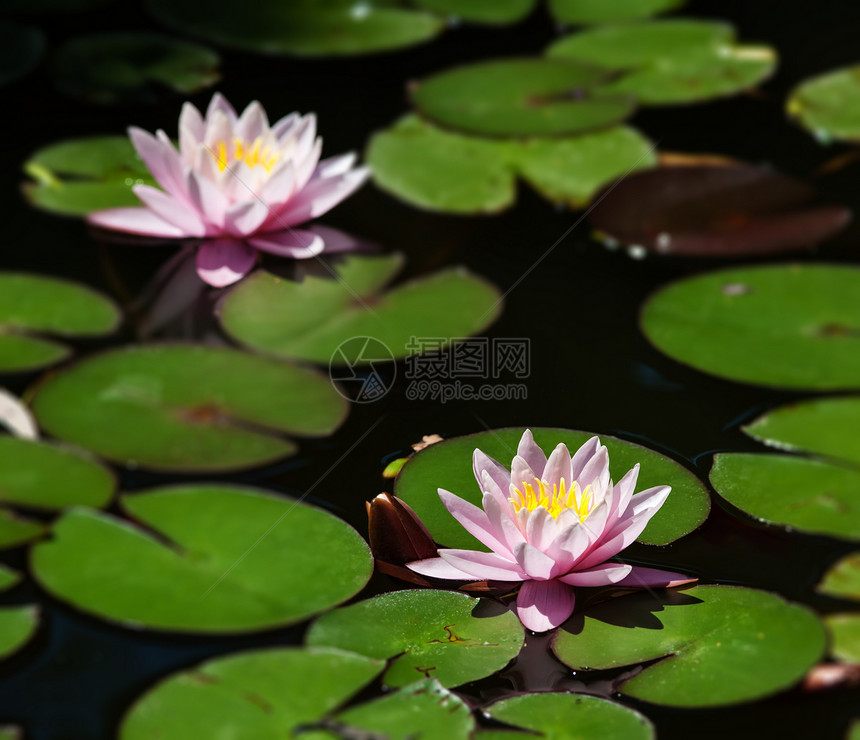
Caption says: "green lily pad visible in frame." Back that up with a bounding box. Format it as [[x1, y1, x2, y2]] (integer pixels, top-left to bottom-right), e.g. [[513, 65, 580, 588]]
[[411, 58, 634, 137], [787, 66, 860, 144], [145, 0, 444, 56], [818, 552, 860, 601], [52, 33, 220, 104], [23, 135, 155, 216], [0, 606, 38, 661], [825, 613, 860, 663], [394, 427, 709, 548], [553, 585, 825, 707], [548, 20, 776, 104], [0, 565, 21, 593], [120, 646, 385, 739], [640, 264, 860, 390], [549, 0, 683, 25], [483, 693, 654, 740], [0, 22, 44, 86], [366, 115, 656, 213], [219, 254, 502, 363], [32, 485, 373, 633], [710, 453, 860, 541], [0, 272, 120, 373], [413, 0, 534, 24], [0, 436, 115, 510], [30, 344, 347, 472], [0, 509, 45, 549], [0, 726, 22, 740], [306, 589, 524, 688]]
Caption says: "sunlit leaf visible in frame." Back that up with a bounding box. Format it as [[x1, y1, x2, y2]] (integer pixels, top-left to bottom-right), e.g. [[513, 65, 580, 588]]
[[52, 32, 220, 104], [553, 585, 825, 707], [306, 589, 524, 687], [640, 264, 860, 390], [818, 552, 860, 601], [33, 485, 373, 632], [0, 22, 44, 86], [549, 0, 683, 25], [825, 613, 860, 663], [787, 66, 860, 144], [0, 606, 38, 662], [31, 344, 347, 472], [394, 427, 709, 548]]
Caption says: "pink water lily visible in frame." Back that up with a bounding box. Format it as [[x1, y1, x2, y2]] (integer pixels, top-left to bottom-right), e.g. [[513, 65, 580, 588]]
[[88, 93, 369, 287], [408, 430, 695, 632]]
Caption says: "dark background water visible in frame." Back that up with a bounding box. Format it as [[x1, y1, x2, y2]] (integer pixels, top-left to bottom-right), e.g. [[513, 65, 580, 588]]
[[2, 0, 860, 737]]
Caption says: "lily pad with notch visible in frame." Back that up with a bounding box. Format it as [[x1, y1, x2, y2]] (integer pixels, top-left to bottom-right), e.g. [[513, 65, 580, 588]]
[[410, 58, 635, 137], [30, 344, 347, 472], [640, 264, 860, 390], [218, 254, 502, 364], [0, 272, 120, 373], [305, 589, 524, 688], [787, 66, 860, 144], [553, 585, 825, 707], [393, 427, 710, 548], [586, 164, 850, 256], [549, 0, 683, 25], [32, 485, 373, 633]]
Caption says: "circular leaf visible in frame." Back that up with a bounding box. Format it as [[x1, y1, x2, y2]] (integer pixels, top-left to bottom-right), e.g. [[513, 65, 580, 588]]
[[825, 613, 860, 663], [0, 437, 114, 510], [394, 427, 709, 548], [413, 0, 534, 24], [788, 66, 860, 144], [411, 58, 634, 137], [0, 509, 45, 550], [120, 646, 384, 739], [32, 485, 373, 633], [145, 0, 444, 56], [818, 552, 860, 601], [31, 344, 347, 472], [548, 20, 776, 104], [305, 589, 524, 688], [0, 22, 44, 86], [0, 272, 120, 373], [484, 692, 654, 740], [0, 606, 38, 661], [52, 32, 220, 104], [553, 585, 825, 707], [640, 264, 860, 390], [711, 453, 860, 541], [219, 255, 503, 363], [549, 0, 683, 24]]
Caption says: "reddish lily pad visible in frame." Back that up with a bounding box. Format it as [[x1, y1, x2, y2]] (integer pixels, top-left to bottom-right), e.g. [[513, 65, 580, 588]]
[[818, 552, 860, 601], [30, 344, 347, 472], [587, 164, 850, 256]]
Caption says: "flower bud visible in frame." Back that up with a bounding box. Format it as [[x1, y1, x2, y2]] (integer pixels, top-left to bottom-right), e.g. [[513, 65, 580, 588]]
[[366, 493, 437, 564]]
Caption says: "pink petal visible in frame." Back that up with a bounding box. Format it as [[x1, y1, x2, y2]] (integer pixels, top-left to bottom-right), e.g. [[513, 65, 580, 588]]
[[630, 485, 672, 517], [438, 549, 526, 581], [544, 520, 591, 573], [309, 224, 369, 254], [510, 454, 538, 490], [570, 436, 601, 482], [236, 101, 269, 142], [272, 111, 300, 139], [577, 444, 610, 491], [558, 562, 633, 587], [313, 152, 358, 180], [247, 229, 324, 259], [275, 168, 369, 226], [129, 127, 187, 201], [438, 489, 514, 558], [516, 429, 547, 477], [178, 101, 204, 160], [512, 541, 555, 580], [224, 199, 270, 237], [206, 92, 237, 123], [482, 491, 525, 552], [294, 137, 323, 191], [203, 110, 236, 153], [607, 464, 639, 521], [543, 443, 572, 489], [186, 170, 229, 231], [132, 185, 206, 237], [258, 160, 296, 204], [474, 449, 511, 497], [524, 506, 556, 553], [516, 579, 576, 632], [87, 207, 185, 238], [407, 556, 476, 580], [195, 238, 256, 287], [614, 566, 697, 589], [292, 113, 317, 166]]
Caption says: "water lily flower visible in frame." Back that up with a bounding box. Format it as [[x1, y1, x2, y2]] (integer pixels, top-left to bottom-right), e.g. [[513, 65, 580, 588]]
[[88, 93, 369, 287], [407, 430, 695, 632]]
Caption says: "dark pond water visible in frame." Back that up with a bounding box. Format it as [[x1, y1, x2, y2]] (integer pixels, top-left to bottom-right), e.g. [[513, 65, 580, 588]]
[[2, 0, 860, 738]]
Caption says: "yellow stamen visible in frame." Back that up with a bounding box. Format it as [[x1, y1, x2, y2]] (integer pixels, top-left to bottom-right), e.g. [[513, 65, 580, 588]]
[[509, 477, 593, 522], [212, 136, 281, 172]]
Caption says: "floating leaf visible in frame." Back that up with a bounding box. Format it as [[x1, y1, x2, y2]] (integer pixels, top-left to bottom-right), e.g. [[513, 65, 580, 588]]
[[394, 427, 709, 548], [0, 272, 120, 373], [306, 589, 524, 688], [0, 436, 114, 510], [825, 614, 860, 663], [0, 565, 21, 593], [145, 0, 444, 56], [549, 0, 683, 25], [553, 585, 825, 707], [0, 509, 45, 550], [411, 58, 634, 137], [120, 646, 384, 739], [219, 254, 502, 364], [818, 552, 860, 601], [31, 344, 346, 471], [0, 726, 22, 740], [0, 22, 44, 86], [23, 136, 155, 216], [483, 693, 654, 740], [32, 485, 372, 633], [710, 453, 860, 541], [52, 33, 220, 104], [0, 606, 38, 662], [413, 0, 534, 24], [367, 115, 656, 213], [787, 66, 860, 144], [640, 264, 860, 390], [548, 20, 776, 104], [586, 164, 850, 256]]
